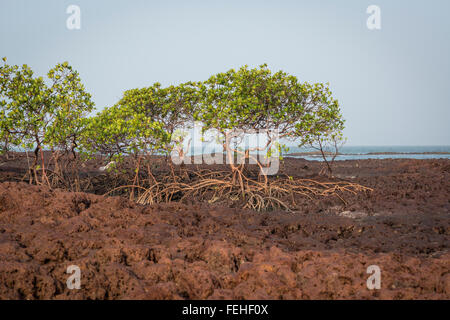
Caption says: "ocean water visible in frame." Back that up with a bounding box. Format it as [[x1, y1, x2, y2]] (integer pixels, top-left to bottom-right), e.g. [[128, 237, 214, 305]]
[[9, 145, 450, 161], [284, 145, 450, 161], [185, 145, 450, 161]]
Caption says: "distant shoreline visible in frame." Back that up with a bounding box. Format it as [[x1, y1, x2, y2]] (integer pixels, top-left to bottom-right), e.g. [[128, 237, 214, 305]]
[[286, 151, 450, 156]]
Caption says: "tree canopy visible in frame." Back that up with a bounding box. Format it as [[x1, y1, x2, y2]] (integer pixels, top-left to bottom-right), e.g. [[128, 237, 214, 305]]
[[0, 58, 94, 159], [194, 64, 344, 173], [1, 59, 344, 178]]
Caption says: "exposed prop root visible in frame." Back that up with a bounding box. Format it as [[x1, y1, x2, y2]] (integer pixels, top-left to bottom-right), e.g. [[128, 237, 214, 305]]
[[110, 171, 373, 212]]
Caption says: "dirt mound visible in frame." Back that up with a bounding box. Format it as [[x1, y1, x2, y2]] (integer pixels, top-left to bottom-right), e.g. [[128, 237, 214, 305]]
[[0, 180, 448, 299]]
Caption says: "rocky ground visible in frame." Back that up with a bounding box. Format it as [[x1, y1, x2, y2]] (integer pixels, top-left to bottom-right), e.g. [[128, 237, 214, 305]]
[[0, 156, 449, 299]]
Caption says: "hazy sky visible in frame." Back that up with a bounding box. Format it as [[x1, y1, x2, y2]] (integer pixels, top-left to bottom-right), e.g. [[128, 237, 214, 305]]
[[1, 0, 449, 145]]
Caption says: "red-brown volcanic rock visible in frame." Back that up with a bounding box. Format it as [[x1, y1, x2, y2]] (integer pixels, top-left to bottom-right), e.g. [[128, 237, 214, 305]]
[[0, 158, 449, 299]]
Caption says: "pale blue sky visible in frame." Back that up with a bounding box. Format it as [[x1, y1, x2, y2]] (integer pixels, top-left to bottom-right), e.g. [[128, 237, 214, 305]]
[[1, 0, 449, 145]]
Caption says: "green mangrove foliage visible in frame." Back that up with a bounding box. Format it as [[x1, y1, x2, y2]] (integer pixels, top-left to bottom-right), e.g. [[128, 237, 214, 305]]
[[112, 81, 198, 158], [194, 64, 344, 177], [80, 82, 199, 163], [0, 58, 93, 184], [1, 59, 345, 189]]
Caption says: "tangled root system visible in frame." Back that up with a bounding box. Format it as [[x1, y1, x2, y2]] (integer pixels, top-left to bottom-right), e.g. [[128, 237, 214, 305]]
[[104, 169, 373, 212]]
